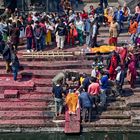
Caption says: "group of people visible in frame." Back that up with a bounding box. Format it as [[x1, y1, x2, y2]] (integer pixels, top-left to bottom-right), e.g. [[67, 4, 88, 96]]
[[0, 1, 139, 53], [0, 34, 19, 81], [52, 45, 138, 122], [0, 0, 139, 122], [52, 48, 138, 121]]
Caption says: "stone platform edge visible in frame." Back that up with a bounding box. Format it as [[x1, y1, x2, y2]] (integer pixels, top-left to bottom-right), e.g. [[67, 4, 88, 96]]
[[0, 126, 140, 133]]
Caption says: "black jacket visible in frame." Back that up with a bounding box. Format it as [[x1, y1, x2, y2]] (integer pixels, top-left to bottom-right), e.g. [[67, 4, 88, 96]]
[[55, 23, 66, 36], [11, 52, 20, 68], [2, 45, 11, 62]]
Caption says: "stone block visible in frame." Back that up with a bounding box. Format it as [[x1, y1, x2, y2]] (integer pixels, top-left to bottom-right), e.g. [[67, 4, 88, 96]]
[[4, 90, 19, 98], [65, 121, 80, 134]]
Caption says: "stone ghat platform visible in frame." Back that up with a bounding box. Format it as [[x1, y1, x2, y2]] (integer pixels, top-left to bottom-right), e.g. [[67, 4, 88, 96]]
[[0, 54, 139, 133], [0, 15, 140, 133]]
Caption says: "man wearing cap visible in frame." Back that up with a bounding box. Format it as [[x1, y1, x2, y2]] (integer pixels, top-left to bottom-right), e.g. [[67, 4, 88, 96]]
[[115, 66, 125, 96]]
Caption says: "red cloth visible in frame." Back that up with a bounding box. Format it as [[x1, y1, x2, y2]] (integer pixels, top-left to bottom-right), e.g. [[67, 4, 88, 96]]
[[120, 48, 127, 66], [128, 60, 137, 88], [25, 25, 33, 38], [80, 13, 88, 20], [28, 16, 32, 23], [128, 61, 137, 83], [109, 56, 118, 80], [109, 37, 117, 45], [39, 22, 47, 33]]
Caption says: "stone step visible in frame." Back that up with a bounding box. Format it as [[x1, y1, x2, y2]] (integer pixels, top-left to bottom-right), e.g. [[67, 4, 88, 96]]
[[4, 90, 19, 99], [34, 84, 140, 95], [0, 111, 54, 120], [0, 79, 34, 91], [0, 101, 48, 111], [1, 50, 139, 61], [17, 92, 125, 102], [0, 69, 139, 79], [106, 100, 126, 111], [34, 87, 52, 94], [48, 100, 126, 112], [34, 77, 140, 87], [0, 119, 132, 130], [0, 58, 139, 70], [82, 119, 131, 127], [0, 60, 92, 70], [56, 110, 130, 121], [99, 25, 129, 33], [0, 119, 53, 127], [130, 110, 140, 117], [0, 69, 92, 79], [131, 116, 140, 124], [98, 33, 130, 38], [0, 61, 139, 75], [126, 97, 140, 108]]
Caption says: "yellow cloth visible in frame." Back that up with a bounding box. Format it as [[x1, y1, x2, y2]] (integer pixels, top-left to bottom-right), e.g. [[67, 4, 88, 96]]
[[104, 8, 113, 23], [46, 30, 51, 44], [80, 77, 85, 85], [90, 45, 116, 53], [65, 93, 78, 113]]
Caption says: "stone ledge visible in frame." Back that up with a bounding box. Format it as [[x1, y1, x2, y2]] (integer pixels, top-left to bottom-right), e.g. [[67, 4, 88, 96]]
[[4, 90, 19, 99]]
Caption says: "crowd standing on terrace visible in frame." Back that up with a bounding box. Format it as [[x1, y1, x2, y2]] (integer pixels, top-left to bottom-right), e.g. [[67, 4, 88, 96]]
[[0, 0, 139, 122]]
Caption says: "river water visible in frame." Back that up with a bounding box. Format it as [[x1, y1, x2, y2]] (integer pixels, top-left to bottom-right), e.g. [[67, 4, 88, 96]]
[[0, 132, 140, 140]]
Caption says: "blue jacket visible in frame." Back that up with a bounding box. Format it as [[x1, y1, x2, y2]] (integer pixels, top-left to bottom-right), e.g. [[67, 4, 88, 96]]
[[85, 19, 91, 33], [114, 10, 124, 22], [100, 75, 109, 90], [79, 92, 93, 108], [82, 77, 91, 92]]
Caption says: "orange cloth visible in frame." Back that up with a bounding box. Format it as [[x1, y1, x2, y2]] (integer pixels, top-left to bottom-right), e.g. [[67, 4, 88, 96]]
[[90, 45, 116, 53], [129, 21, 138, 34], [66, 93, 78, 113]]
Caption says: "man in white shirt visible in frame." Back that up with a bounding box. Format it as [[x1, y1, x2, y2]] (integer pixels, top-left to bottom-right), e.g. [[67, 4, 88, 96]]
[[115, 66, 125, 96]]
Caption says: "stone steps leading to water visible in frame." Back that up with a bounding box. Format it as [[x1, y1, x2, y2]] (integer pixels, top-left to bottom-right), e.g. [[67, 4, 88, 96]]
[[0, 15, 139, 132]]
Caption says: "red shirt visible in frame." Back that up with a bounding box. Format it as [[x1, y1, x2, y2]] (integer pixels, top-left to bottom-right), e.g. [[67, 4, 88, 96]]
[[25, 25, 33, 38], [88, 83, 100, 96], [80, 13, 88, 20]]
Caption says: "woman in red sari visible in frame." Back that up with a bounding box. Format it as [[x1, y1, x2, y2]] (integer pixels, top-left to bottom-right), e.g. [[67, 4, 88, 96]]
[[108, 51, 120, 80], [119, 47, 128, 70], [67, 21, 76, 47], [127, 53, 137, 88]]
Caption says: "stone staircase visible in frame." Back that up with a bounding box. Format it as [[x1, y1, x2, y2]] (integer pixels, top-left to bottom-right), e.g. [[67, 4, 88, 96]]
[[0, 20, 140, 133]]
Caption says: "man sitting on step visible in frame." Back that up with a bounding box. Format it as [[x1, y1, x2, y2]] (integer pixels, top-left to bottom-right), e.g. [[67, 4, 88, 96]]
[[52, 70, 69, 86]]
